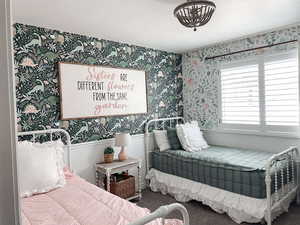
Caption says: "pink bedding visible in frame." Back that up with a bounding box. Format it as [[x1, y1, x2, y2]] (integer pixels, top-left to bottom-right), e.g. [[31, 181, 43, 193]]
[[21, 173, 182, 225]]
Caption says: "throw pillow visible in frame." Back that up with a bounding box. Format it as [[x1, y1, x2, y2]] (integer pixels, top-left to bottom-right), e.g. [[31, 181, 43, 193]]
[[176, 121, 209, 152], [167, 128, 183, 150], [17, 140, 66, 197], [153, 130, 171, 151]]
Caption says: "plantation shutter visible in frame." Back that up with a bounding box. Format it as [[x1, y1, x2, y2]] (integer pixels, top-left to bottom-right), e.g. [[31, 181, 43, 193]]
[[264, 52, 299, 126], [220, 64, 260, 125]]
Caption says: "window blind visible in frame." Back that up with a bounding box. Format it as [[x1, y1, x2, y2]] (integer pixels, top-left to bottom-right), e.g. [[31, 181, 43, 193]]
[[221, 64, 260, 125], [264, 55, 299, 126], [220, 49, 299, 131]]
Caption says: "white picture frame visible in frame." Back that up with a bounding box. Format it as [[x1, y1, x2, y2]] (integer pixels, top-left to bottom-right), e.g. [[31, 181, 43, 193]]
[[58, 62, 148, 120]]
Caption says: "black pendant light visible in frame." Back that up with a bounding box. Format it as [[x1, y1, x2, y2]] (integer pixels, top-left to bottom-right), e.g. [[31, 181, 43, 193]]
[[174, 0, 216, 31]]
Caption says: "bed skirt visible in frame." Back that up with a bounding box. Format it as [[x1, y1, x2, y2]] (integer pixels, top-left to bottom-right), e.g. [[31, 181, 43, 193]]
[[147, 168, 296, 224]]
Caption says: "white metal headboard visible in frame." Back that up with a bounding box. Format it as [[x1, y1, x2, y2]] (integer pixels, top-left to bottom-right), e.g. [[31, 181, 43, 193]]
[[17, 129, 72, 169], [144, 117, 185, 174]]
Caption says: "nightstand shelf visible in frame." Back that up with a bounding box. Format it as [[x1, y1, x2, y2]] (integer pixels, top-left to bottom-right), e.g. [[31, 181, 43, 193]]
[[95, 158, 142, 201]]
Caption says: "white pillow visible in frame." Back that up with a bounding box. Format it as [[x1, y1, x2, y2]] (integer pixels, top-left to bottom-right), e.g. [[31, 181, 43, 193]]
[[17, 140, 66, 197], [153, 130, 171, 151], [176, 121, 209, 152]]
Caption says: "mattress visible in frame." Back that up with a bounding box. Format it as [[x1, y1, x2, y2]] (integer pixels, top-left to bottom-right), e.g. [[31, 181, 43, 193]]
[[21, 172, 182, 225], [151, 145, 277, 199]]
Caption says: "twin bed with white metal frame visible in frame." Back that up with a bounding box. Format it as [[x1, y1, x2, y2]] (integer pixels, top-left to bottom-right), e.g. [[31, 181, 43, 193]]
[[18, 129, 189, 225], [18, 120, 299, 225], [144, 117, 300, 225]]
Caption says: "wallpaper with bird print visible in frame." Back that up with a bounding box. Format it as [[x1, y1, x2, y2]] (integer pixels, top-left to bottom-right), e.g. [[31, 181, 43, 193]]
[[14, 23, 182, 144]]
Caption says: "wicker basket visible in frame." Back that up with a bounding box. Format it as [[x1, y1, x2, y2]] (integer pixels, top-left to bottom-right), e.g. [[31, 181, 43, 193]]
[[110, 175, 135, 199], [104, 154, 114, 163]]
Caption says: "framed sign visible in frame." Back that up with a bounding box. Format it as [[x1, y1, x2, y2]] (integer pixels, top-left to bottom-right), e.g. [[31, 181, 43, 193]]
[[58, 62, 148, 120]]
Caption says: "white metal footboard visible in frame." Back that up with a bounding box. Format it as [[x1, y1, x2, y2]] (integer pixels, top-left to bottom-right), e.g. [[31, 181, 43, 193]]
[[265, 146, 299, 225], [128, 203, 189, 225]]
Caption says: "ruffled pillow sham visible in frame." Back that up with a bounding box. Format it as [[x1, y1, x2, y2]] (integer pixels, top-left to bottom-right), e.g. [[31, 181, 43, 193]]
[[17, 140, 66, 197], [176, 121, 209, 152]]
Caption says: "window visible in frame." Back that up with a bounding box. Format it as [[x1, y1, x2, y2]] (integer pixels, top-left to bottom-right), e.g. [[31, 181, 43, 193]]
[[264, 56, 299, 126], [220, 50, 299, 133], [221, 64, 259, 125]]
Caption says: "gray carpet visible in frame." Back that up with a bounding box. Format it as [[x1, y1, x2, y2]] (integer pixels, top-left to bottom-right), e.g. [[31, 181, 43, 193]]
[[137, 189, 300, 225]]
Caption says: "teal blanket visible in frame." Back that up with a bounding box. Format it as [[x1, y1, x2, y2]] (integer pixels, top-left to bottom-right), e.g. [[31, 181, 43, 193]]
[[151, 145, 276, 199]]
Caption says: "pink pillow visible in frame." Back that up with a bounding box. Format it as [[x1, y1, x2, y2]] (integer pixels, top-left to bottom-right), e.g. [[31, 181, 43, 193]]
[[63, 167, 74, 179]]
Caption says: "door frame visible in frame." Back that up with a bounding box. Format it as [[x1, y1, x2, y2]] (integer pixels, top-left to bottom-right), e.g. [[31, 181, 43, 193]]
[[0, 0, 20, 224]]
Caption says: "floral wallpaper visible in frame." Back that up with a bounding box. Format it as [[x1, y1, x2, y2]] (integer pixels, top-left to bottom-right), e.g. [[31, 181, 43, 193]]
[[182, 24, 300, 129], [14, 23, 182, 144]]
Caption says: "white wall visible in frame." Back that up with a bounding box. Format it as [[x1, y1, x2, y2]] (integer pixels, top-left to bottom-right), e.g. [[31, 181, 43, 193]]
[[204, 130, 300, 153], [70, 134, 147, 188], [0, 0, 20, 224], [71, 129, 300, 188]]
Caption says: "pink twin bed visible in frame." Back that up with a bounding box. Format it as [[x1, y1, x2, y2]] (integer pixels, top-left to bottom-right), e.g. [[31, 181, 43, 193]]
[[18, 129, 186, 225], [21, 171, 182, 225]]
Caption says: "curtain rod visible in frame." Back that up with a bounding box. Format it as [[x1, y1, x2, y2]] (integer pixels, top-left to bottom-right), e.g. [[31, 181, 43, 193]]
[[205, 39, 298, 60]]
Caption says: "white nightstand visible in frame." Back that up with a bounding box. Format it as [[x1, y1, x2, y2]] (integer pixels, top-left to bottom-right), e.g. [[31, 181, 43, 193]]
[[95, 158, 142, 201]]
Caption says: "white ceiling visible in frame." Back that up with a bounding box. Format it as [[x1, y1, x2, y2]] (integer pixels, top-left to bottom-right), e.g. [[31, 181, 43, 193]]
[[13, 0, 300, 53]]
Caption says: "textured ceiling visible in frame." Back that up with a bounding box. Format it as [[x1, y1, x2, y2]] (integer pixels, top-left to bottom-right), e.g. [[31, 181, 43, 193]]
[[13, 0, 300, 53]]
